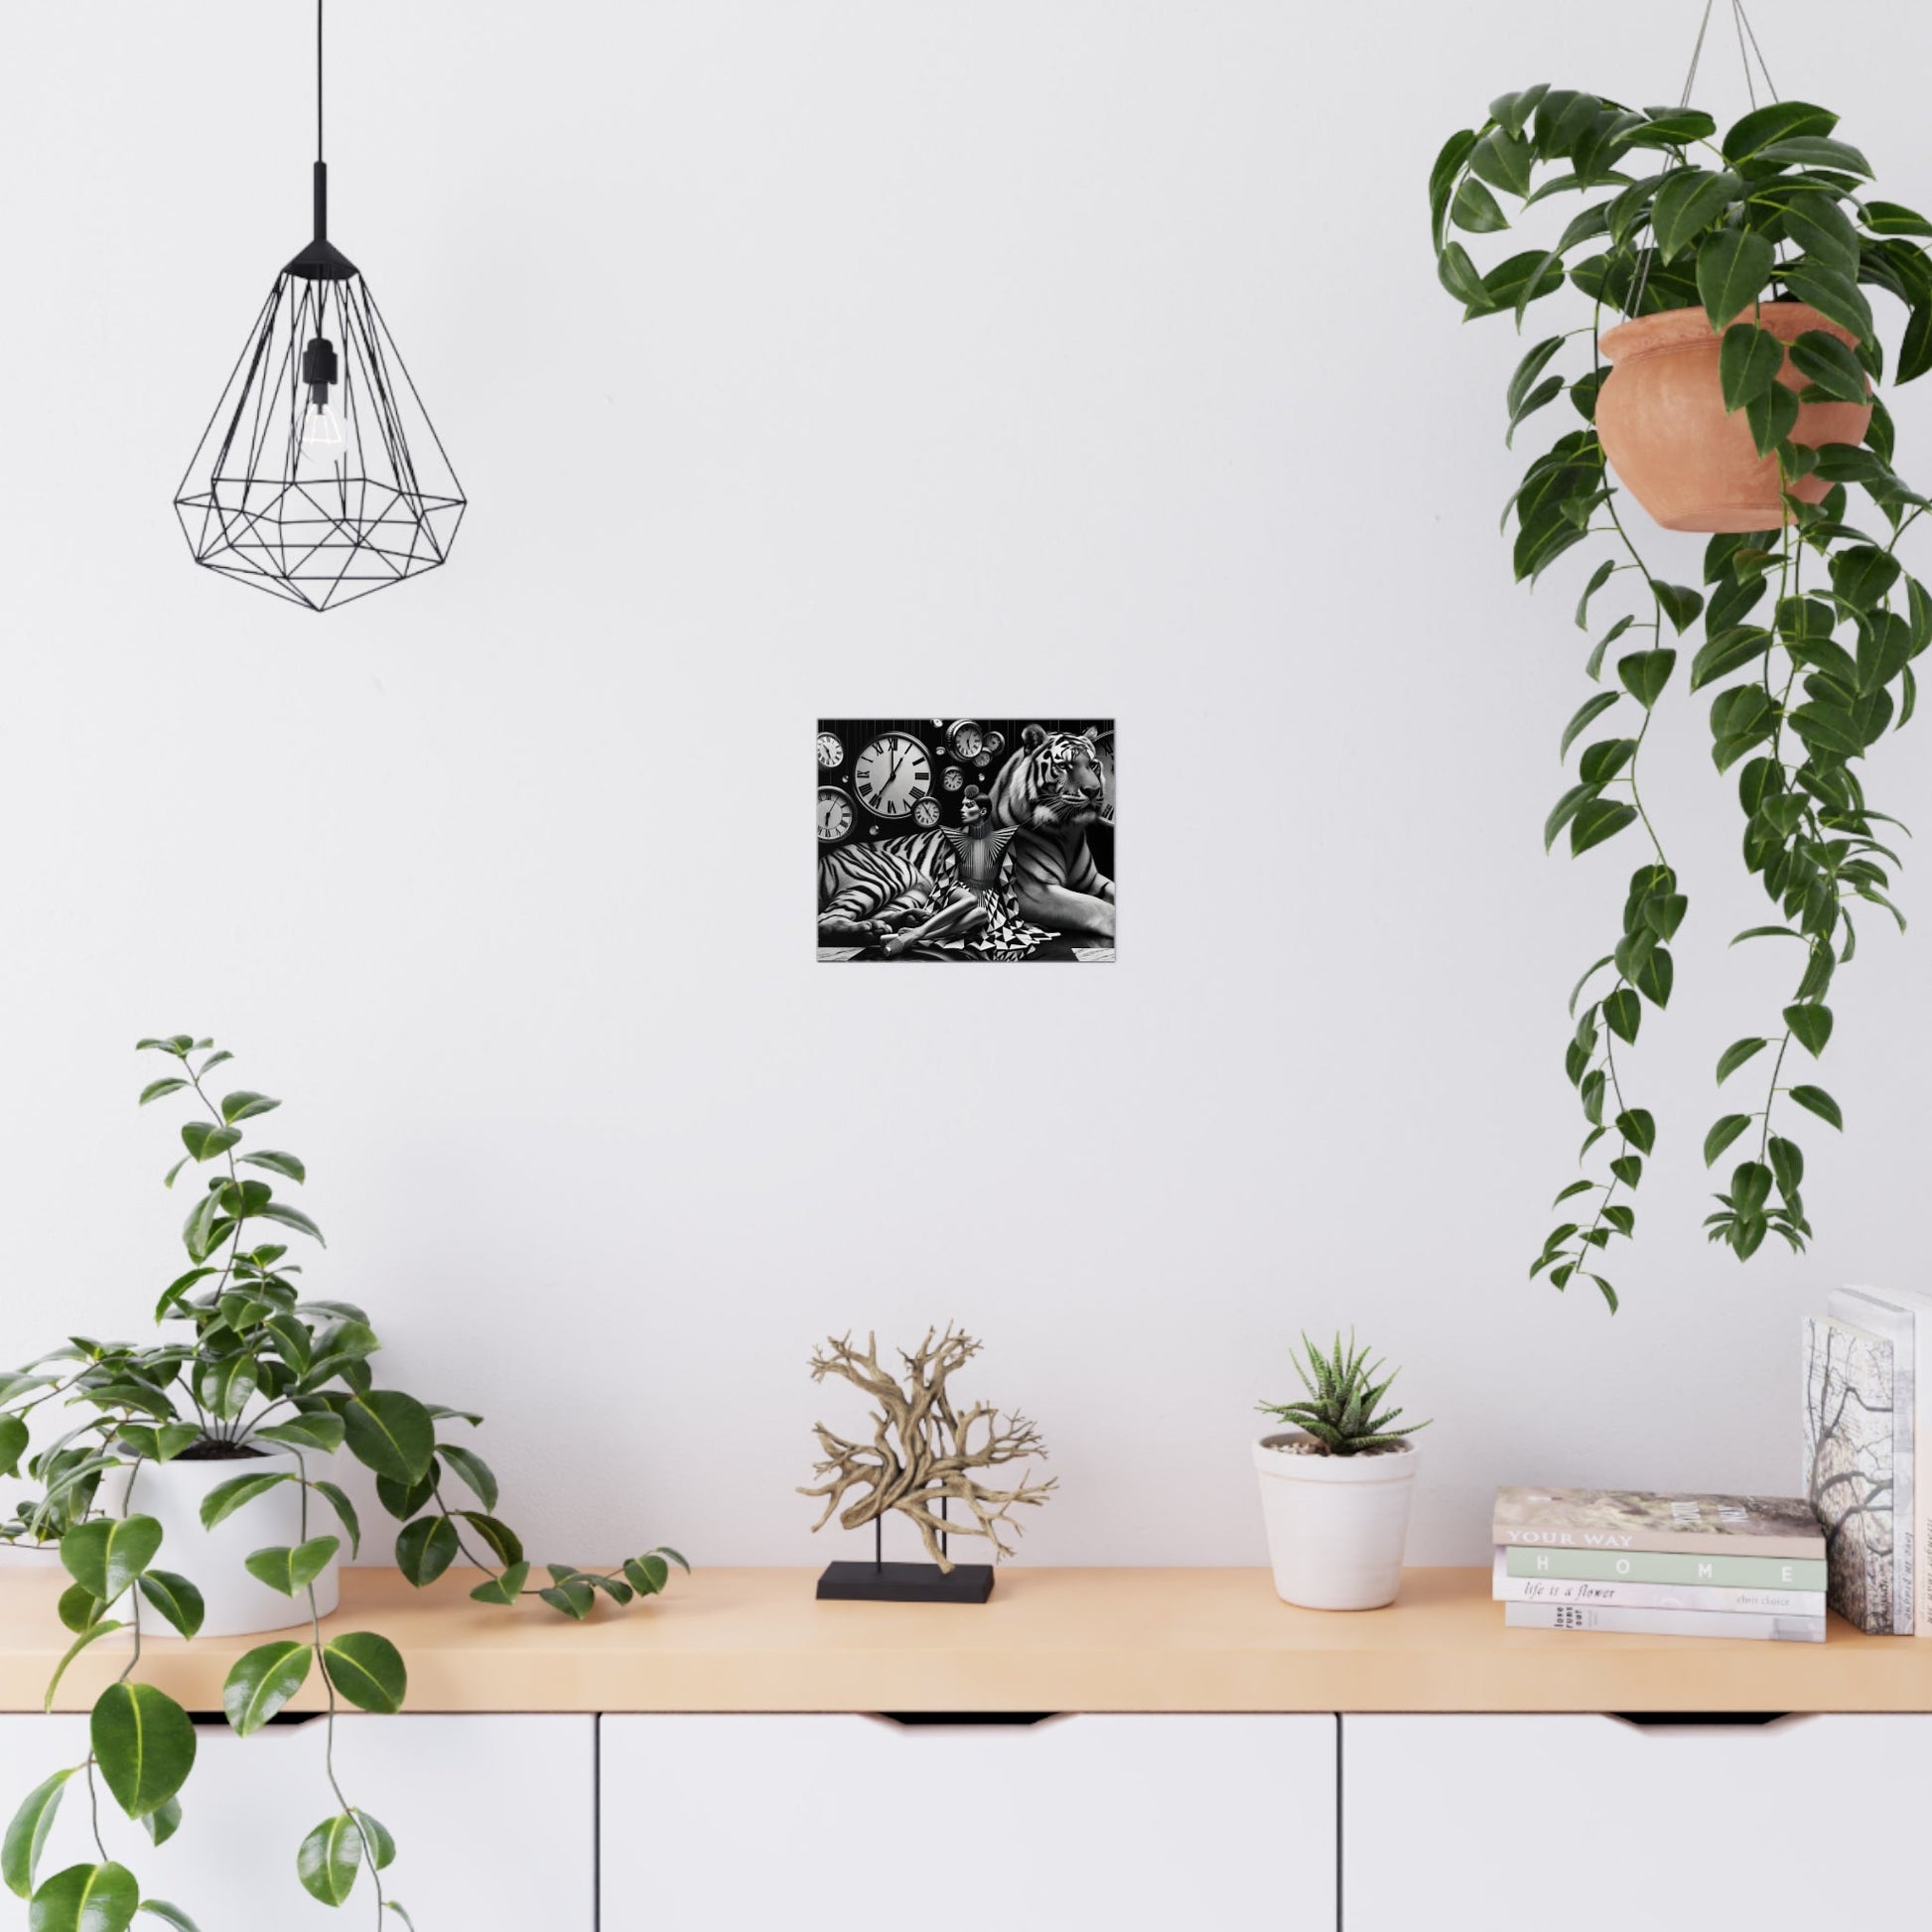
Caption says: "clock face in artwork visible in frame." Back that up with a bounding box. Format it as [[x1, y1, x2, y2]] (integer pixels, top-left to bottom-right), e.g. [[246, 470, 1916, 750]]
[[817, 786, 854, 843], [974, 749, 992, 768], [853, 732, 932, 819], [816, 731, 844, 769], [913, 797, 941, 828], [941, 766, 964, 792], [983, 731, 1005, 759], [950, 720, 984, 760]]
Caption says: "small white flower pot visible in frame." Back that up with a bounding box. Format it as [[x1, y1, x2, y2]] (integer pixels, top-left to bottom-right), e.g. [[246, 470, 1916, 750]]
[[1252, 1431, 1420, 1611], [99, 1448, 340, 1637]]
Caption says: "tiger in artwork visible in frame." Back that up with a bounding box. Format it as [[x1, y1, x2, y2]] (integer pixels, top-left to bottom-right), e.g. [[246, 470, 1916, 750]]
[[986, 725, 1115, 940], [816, 829, 956, 946]]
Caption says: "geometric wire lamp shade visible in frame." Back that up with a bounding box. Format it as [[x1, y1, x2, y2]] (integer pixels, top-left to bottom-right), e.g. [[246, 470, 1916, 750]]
[[172, 4, 463, 612]]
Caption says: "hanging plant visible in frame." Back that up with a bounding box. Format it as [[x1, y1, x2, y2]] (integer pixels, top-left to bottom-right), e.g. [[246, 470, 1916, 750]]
[[1430, 78, 1932, 1307]]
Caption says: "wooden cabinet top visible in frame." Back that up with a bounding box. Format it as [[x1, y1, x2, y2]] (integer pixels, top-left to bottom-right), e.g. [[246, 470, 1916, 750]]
[[5, 1566, 1929, 1715]]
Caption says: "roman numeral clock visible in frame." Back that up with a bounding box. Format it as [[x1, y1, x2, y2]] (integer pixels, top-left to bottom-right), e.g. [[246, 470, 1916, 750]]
[[815, 725, 945, 847]]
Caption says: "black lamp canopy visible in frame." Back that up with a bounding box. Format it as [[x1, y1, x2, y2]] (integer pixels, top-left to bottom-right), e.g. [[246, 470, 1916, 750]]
[[174, 0, 465, 613]]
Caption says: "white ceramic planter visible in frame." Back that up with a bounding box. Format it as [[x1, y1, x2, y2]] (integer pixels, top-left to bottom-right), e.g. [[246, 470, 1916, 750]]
[[1252, 1432, 1420, 1611], [98, 1448, 340, 1637]]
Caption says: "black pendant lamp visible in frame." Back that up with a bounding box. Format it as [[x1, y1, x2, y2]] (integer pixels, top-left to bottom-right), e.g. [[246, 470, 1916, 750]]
[[174, 1, 465, 612]]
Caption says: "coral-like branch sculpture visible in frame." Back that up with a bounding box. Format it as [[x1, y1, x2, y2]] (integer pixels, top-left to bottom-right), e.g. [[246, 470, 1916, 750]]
[[799, 1326, 1055, 1572]]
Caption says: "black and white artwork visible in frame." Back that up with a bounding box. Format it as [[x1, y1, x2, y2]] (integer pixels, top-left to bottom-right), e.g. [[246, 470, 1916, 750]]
[[816, 719, 1115, 962]]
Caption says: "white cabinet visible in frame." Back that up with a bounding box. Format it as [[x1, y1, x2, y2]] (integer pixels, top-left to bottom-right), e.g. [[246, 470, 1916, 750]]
[[601, 1714, 1334, 1929], [1343, 1714, 1929, 1932], [0, 1714, 594, 1930]]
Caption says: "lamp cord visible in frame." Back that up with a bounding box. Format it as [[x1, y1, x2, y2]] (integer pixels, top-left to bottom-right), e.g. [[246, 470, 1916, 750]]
[[317, 0, 325, 164]]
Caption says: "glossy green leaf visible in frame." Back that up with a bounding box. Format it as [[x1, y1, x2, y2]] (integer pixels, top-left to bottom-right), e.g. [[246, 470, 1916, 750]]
[[352, 1813, 396, 1872], [1719, 322, 1784, 412], [1601, 988, 1641, 1044], [1742, 379, 1799, 459], [1570, 798, 1638, 857], [222, 1640, 312, 1736], [135, 1572, 205, 1640], [4, 1770, 76, 1899], [1614, 1108, 1656, 1156], [1789, 330, 1867, 404], [218, 1091, 280, 1124], [1650, 168, 1740, 260], [91, 1683, 196, 1820], [454, 1512, 523, 1568], [248, 1202, 325, 1247], [1784, 1003, 1834, 1055], [395, 1515, 459, 1587], [0, 1414, 28, 1479], [1618, 647, 1677, 708], [437, 1444, 498, 1511], [178, 1122, 239, 1164], [1704, 1114, 1754, 1167], [1430, 128, 1478, 249], [297, 1816, 362, 1908], [1789, 1084, 1844, 1129], [1755, 134, 1871, 178], [538, 1579, 597, 1620], [1578, 738, 1635, 784], [199, 1470, 291, 1531], [1717, 1037, 1769, 1084], [1650, 581, 1703, 632], [236, 1150, 305, 1182], [137, 1079, 188, 1107], [138, 1797, 181, 1849], [27, 1863, 139, 1932], [1696, 228, 1773, 330], [470, 1561, 530, 1606], [1560, 690, 1621, 759], [251, 1414, 345, 1455], [623, 1553, 672, 1597], [1691, 622, 1773, 690], [1451, 177, 1509, 233], [61, 1517, 161, 1605], [322, 1631, 406, 1715], [243, 1536, 339, 1597], [1721, 101, 1838, 164], [342, 1391, 434, 1485], [1779, 262, 1875, 345], [195, 1355, 256, 1423]]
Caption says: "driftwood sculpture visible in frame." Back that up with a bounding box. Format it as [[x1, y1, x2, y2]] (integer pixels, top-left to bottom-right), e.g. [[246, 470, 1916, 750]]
[[800, 1326, 1055, 1573]]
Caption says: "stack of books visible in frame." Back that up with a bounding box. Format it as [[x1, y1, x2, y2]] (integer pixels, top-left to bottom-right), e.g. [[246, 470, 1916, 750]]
[[1492, 1486, 1826, 1643], [1804, 1285, 1931, 1636]]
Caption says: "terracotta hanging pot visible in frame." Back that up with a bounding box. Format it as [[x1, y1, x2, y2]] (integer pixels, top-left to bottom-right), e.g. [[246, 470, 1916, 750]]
[[1595, 301, 1871, 534]]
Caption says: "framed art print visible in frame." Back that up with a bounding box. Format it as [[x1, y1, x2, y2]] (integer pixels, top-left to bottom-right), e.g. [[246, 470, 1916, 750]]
[[816, 719, 1115, 962]]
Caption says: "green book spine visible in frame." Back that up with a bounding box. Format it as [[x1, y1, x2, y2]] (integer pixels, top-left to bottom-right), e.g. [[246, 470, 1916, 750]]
[[1504, 1546, 1828, 1588]]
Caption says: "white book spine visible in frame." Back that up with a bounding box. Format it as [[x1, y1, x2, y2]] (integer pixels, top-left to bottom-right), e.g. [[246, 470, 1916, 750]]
[[1504, 1601, 1825, 1643]]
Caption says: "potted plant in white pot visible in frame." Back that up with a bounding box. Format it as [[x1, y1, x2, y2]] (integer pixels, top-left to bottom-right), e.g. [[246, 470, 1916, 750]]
[[1253, 1334, 1429, 1611], [0, 1034, 687, 1931]]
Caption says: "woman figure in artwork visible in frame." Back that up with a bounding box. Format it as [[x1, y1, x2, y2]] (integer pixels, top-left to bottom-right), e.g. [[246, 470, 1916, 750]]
[[879, 786, 1053, 959]]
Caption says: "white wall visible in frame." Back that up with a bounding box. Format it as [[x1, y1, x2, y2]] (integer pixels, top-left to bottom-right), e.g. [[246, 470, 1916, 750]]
[[4, 2, 1931, 1571]]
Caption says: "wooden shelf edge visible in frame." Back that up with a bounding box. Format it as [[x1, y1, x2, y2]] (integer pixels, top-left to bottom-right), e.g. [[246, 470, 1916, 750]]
[[2, 1566, 1928, 1716]]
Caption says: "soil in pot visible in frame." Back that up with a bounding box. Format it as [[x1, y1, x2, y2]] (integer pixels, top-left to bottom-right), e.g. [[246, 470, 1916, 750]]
[[170, 1441, 268, 1461], [1595, 301, 1871, 533]]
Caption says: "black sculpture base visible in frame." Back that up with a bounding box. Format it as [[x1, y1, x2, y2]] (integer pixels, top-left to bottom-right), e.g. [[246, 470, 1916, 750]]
[[816, 1561, 995, 1604]]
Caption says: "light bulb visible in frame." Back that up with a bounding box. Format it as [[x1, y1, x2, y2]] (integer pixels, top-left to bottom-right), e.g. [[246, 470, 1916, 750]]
[[303, 403, 345, 452]]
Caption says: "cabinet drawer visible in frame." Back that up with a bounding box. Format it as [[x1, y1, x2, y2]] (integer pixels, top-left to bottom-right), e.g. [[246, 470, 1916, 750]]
[[601, 1714, 1334, 1929], [0, 1713, 594, 1930], [1343, 1713, 1928, 1931]]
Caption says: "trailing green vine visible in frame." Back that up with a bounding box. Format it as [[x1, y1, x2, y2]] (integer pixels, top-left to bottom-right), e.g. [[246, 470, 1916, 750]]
[[1431, 89, 1932, 1305]]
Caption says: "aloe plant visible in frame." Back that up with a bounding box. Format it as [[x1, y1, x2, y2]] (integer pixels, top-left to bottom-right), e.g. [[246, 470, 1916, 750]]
[[1257, 1334, 1429, 1455]]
